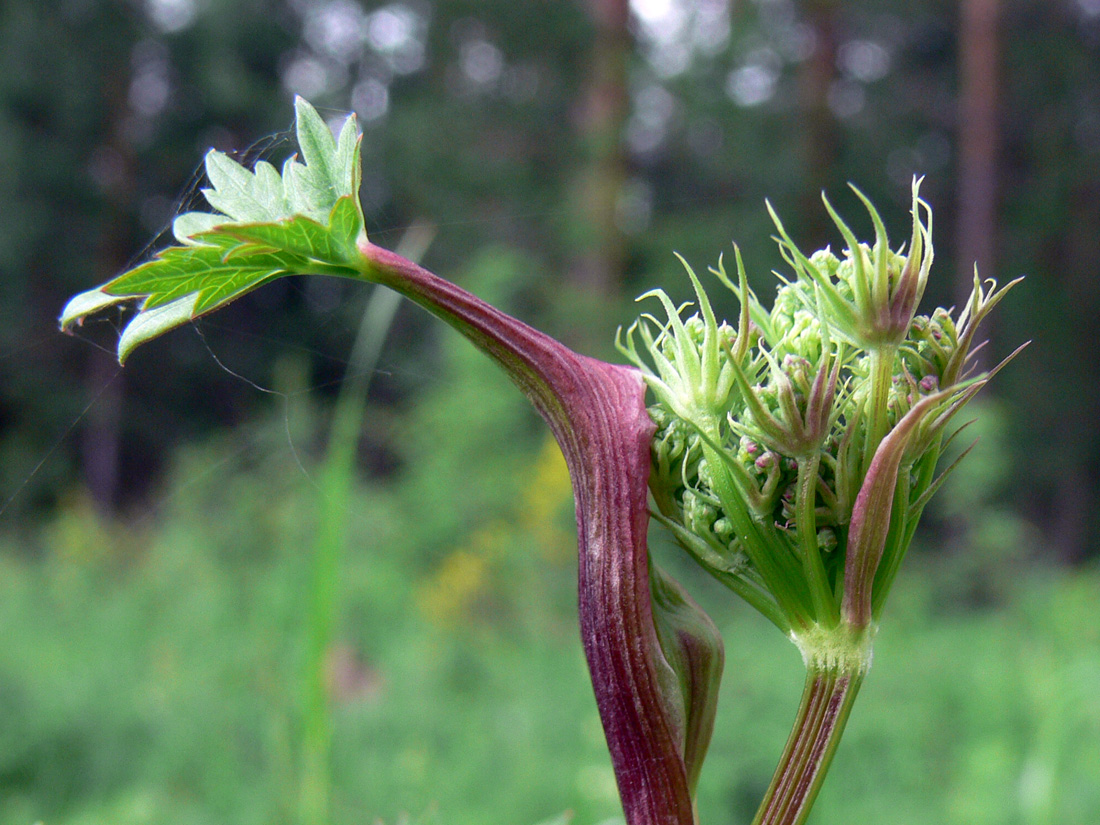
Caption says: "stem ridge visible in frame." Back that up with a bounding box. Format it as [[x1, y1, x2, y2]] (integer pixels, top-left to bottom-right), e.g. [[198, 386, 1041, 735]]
[[752, 660, 864, 825]]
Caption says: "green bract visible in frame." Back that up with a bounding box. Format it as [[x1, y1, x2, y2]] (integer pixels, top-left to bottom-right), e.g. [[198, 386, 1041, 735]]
[[619, 180, 1022, 641], [59, 97, 366, 363]]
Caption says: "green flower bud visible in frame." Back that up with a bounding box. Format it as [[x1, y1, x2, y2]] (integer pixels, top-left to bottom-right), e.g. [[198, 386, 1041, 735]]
[[817, 528, 838, 554], [622, 180, 1022, 636], [769, 178, 934, 352]]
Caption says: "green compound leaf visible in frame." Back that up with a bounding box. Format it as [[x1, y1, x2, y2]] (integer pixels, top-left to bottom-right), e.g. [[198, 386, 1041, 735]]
[[59, 98, 367, 364]]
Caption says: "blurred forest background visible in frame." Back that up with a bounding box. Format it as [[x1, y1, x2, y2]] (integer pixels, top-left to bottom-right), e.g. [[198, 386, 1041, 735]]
[[2, 0, 1099, 823]]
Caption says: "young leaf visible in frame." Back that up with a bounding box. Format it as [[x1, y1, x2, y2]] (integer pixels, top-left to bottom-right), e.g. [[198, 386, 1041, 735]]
[[202, 149, 278, 221], [58, 98, 366, 363], [284, 158, 335, 221], [333, 115, 359, 195], [59, 288, 132, 330], [106, 244, 295, 310], [252, 160, 286, 213], [173, 211, 230, 245]]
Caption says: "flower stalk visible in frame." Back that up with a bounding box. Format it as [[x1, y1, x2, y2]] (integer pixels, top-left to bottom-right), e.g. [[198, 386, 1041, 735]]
[[750, 619, 873, 825], [359, 241, 718, 825], [752, 663, 864, 825]]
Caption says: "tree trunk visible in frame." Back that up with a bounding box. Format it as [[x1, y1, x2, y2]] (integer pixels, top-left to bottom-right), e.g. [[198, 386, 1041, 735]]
[[82, 69, 137, 512], [798, 0, 840, 248], [570, 0, 631, 297], [956, 0, 1000, 317]]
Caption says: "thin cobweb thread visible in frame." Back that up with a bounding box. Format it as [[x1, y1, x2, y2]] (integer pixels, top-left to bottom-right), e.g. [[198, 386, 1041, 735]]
[[192, 323, 320, 492]]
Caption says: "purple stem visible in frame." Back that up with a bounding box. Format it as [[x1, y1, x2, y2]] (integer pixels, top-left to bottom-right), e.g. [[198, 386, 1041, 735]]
[[362, 242, 695, 825]]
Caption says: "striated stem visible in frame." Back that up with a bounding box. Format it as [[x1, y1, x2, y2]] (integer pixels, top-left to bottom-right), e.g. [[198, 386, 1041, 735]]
[[359, 242, 697, 825], [794, 452, 835, 625], [751, 656, 865, 825], [863, 345, 896, 469]]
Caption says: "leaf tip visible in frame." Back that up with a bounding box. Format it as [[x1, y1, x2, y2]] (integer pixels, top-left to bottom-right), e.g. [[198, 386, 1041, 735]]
[[59, 288, 133, 333]]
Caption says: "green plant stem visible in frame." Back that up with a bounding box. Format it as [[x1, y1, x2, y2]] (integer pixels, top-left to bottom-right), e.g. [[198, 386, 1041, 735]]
[[700, 441, 810, 627], [750, 656, 865, 825], [863, 345, 896, 469], [794, 453, 836, 625], [298, 286, 398, 825], [298, 225, 433, 825]]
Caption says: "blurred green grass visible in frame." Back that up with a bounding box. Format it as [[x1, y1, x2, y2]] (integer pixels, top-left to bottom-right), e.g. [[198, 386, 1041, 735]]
[[4, 417, 1099, 825], [3, 466, 1098, 825]]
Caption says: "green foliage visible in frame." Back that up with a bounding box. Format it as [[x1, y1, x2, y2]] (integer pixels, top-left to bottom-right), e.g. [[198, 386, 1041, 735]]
[[3, 458, 1098, 824], [59, 98, 366, 364], [298, 227, 432, 825], [6, 262, 614, 823]]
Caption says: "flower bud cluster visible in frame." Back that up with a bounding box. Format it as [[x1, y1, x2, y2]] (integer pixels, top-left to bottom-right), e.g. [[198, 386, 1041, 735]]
[[620, 180, 1021, 633]]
